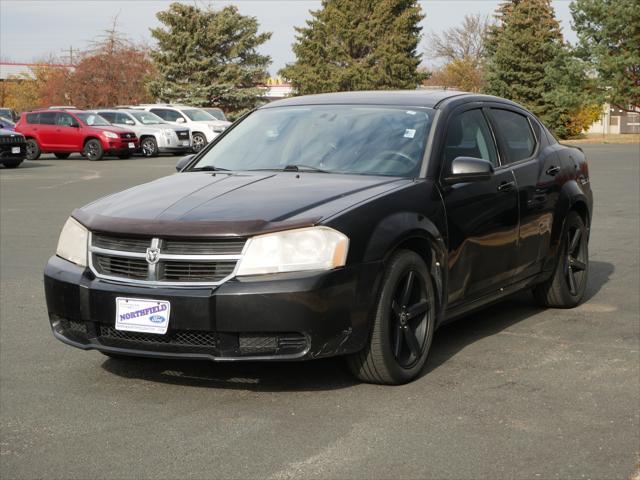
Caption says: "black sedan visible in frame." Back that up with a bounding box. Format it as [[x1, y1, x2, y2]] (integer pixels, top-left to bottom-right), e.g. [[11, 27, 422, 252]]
[[44, 91, 592, 384], [0, 128, 26, 168]]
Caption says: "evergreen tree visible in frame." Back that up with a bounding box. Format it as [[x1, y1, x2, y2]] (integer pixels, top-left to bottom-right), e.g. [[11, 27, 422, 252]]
[[571, 0, 640, 112], [280, 0, 427, 95], [149, 3, 271, 117], [484, 0, 597, 137]]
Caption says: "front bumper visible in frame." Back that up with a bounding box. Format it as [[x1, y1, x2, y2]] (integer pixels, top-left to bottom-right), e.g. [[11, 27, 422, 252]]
[[44, 256, 381, 361]]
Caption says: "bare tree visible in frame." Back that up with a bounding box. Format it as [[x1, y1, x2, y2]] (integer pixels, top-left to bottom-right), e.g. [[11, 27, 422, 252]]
[[426, 14, 491, 64]]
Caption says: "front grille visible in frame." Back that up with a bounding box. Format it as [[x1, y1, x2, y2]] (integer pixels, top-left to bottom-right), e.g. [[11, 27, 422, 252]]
[[120, 132, 136, 140], [94, 254, 148, 279], [0, 135, 25, 144], [100, 325, 219, 347], [176, 130, 190, 140], [90, 233, 245, 285]]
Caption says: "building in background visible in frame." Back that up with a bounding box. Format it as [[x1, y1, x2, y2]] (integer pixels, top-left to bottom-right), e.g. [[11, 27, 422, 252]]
[[587, 104, 640, 135]]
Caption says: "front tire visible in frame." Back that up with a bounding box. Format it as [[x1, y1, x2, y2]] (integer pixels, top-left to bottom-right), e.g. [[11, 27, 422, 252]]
[[25, 139, 40, 160], [347, 250, 436, 385], [83, 139, 104, 161], [140, 137, 159, 157], [192, 133, 207, 153], [2, 159, 23, 168], [533, 211, 589, 308]]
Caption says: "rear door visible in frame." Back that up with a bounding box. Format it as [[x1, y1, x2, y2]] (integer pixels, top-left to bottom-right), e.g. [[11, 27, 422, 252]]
[[36, 111, 57, 149], [487, 106, 557, 280], [439, 104, 520, 305]]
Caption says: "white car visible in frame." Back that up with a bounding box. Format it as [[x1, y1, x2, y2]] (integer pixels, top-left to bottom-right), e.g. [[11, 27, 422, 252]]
[[135, 105, 231, 152], [92, 109, 192, 157]]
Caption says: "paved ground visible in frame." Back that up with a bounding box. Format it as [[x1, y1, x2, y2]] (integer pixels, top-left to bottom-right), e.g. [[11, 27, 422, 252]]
[[1, 145, 639, 480]]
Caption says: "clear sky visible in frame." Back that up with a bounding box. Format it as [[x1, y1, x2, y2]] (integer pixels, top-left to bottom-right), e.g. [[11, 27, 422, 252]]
[[0, 0, 576, 74]]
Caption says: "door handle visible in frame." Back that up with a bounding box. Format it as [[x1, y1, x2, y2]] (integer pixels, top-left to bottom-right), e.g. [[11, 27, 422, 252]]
[[546, 165, 561, 176], [497, 181, 515, 192]]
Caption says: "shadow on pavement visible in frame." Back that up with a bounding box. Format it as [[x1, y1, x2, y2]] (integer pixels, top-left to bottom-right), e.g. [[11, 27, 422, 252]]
[[101, 260, 614, 391]]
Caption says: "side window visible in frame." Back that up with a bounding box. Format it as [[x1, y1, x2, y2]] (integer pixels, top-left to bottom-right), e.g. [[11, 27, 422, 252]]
[[55, 113, 77, 127], [99, 112, 116, 123], [490, 109, 536, 163], [116, 113, 135, 125], [26, 113, 40, 124], [151, 108, 183, 122], [38, 112, 56, 125], [443, 109, 498, 168]]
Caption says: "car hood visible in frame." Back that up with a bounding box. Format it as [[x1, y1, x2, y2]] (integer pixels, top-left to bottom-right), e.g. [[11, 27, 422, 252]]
[[73, 171, 411, 237], [92, 125, 136, 135]]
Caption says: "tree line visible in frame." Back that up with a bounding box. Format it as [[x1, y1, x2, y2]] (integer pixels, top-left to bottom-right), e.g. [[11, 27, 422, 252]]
[[1, 0, 637, 137]]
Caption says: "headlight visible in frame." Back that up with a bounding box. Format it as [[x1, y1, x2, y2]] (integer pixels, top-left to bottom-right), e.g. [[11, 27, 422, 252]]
[[56, 217, 88, 267], [103, 131, 118, 139], [236, 226, 349, 276]]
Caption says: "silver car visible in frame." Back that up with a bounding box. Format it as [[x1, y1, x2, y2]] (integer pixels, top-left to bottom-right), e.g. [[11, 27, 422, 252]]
[[92, 109, 192, 157]]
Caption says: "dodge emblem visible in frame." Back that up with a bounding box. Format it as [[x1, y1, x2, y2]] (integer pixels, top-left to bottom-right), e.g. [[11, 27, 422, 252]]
[[146, 247, 160, 265]]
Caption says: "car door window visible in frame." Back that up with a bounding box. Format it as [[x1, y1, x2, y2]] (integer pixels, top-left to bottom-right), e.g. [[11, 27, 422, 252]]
[[39, 112, 56, 125], [151, 109, 184, 122], [490, 109, 536, 163], [442, 109, 498, 169], [116, 113, 135, 125], [99, 112, 116, 123], [55, 113, 77, 127]]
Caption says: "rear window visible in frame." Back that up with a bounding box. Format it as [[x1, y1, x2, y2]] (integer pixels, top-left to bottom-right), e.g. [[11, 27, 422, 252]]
[[490, 109, 536, 163], [38, 112, 56, 125], [26, 113, 39, 124]]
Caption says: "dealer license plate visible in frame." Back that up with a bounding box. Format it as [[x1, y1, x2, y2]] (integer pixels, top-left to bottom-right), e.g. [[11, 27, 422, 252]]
[[128, 142, 135, 149], [115, 297, 170, 334], [11, 147, 20, 154]]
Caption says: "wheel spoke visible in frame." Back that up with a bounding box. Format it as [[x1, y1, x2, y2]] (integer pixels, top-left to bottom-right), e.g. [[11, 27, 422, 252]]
[[569, 229, 582, 255], [406, 300, 428, 320], [400, 271, 415, 306], [403, 326, 420, 358], [567, 268, 577, 295], [393, 323, 403, 358], [391, 300, 401, 318], [571, 259, 587, 272]]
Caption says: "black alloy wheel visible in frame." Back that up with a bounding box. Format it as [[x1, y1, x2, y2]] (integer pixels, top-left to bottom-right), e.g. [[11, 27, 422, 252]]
[[84, 139, 103, 161], [25, 139, 40, 160], [347, 249, 436, 384], [141, 137, 159, 157], [533, 211, 589, 308]]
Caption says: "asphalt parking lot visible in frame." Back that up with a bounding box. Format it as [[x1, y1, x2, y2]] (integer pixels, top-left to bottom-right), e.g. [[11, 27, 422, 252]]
[[1, 145, 639, 479]]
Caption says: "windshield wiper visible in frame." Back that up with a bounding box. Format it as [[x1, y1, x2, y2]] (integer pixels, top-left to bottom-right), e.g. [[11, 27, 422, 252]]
[[283, 164, 330, 173], [190, 165, 229, 172]]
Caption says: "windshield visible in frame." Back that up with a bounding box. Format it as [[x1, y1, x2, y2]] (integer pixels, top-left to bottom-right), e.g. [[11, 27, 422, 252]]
[[190, 105, 434, 177], [130, 111, 166, 125], [205, 108, 227, 121], [75, 112, 110, 126], [183, 109, 215, 121]]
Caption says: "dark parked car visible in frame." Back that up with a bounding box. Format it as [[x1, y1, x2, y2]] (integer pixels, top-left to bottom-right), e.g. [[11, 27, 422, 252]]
[[0, 128, 26, 168], [0, 117, 16, 131], [0, 107, 19, 122], [44, 91, 592, 384]]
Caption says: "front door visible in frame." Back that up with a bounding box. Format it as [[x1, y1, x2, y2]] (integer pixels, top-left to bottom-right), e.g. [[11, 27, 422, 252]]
[[54, 112, 82, 151], [439, 106, 519, 306]]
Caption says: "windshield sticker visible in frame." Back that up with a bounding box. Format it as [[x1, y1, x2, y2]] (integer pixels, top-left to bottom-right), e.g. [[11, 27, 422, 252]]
[[404, 129, 416, 139], [406, 110, 417, 115]]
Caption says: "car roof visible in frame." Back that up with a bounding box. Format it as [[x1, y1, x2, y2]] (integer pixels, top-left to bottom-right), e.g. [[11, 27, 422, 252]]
[[262, 90, 520, 110]]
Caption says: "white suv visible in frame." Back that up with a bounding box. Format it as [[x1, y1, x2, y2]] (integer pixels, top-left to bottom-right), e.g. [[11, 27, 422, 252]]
[[92, 109, 192, 157], [135, 105, 231, 152]]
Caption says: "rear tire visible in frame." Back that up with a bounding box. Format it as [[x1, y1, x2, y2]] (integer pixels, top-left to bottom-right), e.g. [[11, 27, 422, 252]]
[[346, 250, 436, 385], [2, 159, 23, 168], [83, 139, 103, 161], [533, 211, 589, 308], [25, 139, 40, 160], [54, 152, 70, 159]]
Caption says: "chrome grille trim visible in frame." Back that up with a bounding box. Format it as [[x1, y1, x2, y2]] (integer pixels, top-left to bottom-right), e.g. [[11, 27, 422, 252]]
[[88, 232, 246, 287]]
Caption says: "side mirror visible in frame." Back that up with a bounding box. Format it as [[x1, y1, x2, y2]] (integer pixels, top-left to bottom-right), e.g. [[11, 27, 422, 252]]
[[176, 117, 186, 123], [444, 157, 494, 184], [176, 154, 194, 172], [70, 123, 80, 128], [125, 120, 135, 125]]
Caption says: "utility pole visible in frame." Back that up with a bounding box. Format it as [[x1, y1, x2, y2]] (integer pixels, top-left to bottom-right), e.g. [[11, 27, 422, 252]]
[[61, 46, 76, 65]]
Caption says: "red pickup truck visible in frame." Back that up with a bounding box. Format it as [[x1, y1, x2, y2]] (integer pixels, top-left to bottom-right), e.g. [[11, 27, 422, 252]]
[[16, 109, 139, 161]]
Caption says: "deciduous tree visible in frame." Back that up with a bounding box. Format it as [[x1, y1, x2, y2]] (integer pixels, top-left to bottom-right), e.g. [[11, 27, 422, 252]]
[[280, 0, 427, 95]]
